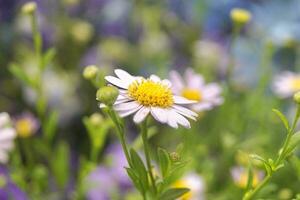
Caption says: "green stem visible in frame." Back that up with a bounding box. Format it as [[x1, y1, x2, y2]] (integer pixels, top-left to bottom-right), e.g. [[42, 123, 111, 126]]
[[107, 108, 132, 167], [141, 119, 157, 194], [243, 175, 271, 200], [275, 106, 300, 166], [243, 105, 300, 200]]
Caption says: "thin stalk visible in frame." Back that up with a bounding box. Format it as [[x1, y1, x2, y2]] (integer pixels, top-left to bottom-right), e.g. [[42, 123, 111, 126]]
[[107, 108, 132, 167], [141, 119, 157, 194], [243, 175, 271, 200], [275, 106, 300, 166], [243, 105, 300, 200]]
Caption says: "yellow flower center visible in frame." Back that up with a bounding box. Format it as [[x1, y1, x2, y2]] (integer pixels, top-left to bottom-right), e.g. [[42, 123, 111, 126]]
[[291, 78, 300, 90], [16, 119, 33, 138], [181, 88, 202, 101], [173, 180, 192, 200], [128, 79, 174, 107], [230, 8, 252, 24]]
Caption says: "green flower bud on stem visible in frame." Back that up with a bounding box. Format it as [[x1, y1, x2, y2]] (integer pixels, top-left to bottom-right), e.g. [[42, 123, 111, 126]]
[[83, 65, 99, 80], [89, 113, 103, 125], [96, 86, 119, 107], [294, 91, 300, 104], [21, 1, 37, 15], [170, 152, 180, 162]]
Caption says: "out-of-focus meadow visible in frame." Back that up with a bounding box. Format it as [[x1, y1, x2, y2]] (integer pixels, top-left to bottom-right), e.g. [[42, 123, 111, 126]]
[[1, 0, 300, 199]]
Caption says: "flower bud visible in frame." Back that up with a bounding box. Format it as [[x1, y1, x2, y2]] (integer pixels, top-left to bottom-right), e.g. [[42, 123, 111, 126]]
[[230, 8, 252, 25], [96, 86, 119, 107], [83, 65, 99, 80], [21, 2, 37, 15], [89, 113, 103, 125], [170, 152, 180, 162], [294, 91, 300, 104]]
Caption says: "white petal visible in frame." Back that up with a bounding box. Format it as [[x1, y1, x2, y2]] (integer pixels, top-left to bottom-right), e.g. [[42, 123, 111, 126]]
[[185, 68, 204, 88], [173, 96, 196, 104], [0, 112, 10, 128], [0, 141, 14, 151], [0, 128, 16, 141], [150, 107, 168, 123], [192, 102, 213, 111], [105, 76, 129, 89], [99, 103, 106, 108], [172, 105, 198, 120], [202, 83, 222, 99], [150, 75, 161, 82], [170, 109, 191, 128], [162, 79, 172, 88], [114, 101, 140, 111], [133, 107, 150, 123], [114, 69, 135, 82], [167, 111, 178, 129], [0, 150, 8, 164], [118, 105, 143, 117], [169, 70, 185, 94]]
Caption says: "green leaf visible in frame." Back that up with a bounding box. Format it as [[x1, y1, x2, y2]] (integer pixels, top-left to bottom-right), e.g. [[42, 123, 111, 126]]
[[246, 164, 253, 191], [250, 154, 272, 175], [286, 131, 300, 155], [126, 167, 144, 194], [272, 109, 289, 130], [9, 63, 32, 86], [42, 48, 56, 70], [159, 188, 190, 200], [163, 161, 188, 186], [51, 142, 70, 189], [130, 149, 149, 191], [158, 148, 171, 178], [44, 110, 58, 143]]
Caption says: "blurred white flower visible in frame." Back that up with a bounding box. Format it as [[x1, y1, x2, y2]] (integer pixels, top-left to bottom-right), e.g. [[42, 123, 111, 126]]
[[272, 71, 300, 98], [170, 68, 223, 112], [173, 172, 205, 200], [0, 113, 16, 164], [102, 69, 198, 128]]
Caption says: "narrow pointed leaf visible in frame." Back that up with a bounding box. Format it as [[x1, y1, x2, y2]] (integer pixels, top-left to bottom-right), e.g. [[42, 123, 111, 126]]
[[272, 109, 289, 130]]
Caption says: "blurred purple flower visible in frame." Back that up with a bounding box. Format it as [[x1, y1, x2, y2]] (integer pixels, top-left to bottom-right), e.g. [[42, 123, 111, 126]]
[[86, 144, 132, 200], [0, 166, 27, 200]]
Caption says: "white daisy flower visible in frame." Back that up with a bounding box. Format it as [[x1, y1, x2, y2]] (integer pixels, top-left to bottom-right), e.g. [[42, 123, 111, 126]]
[[169, 68, 223, 112], [173, 172, 205, 200], [102, 69, 198, 128], [272, 71, 300, 98], [0, 112, 16, 164]]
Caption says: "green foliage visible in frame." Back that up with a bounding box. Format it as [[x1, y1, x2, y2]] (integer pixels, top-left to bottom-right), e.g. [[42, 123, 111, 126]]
[[158, 188, 190, 200]]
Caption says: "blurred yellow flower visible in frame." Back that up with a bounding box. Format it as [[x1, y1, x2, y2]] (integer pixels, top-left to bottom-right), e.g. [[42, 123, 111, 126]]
[[15, 113, 39, 138], [21, 1, 37, 15], [230, 8, 252, 24]]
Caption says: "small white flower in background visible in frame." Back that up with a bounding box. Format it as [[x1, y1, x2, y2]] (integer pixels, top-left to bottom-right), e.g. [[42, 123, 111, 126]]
[[272, 71, 300, 98], [231, 166, 264, 189], [169, 68, 223, 112], [102, 69, 198, 128], [173, 172, 205, 200], [0, 112, 17, 164]]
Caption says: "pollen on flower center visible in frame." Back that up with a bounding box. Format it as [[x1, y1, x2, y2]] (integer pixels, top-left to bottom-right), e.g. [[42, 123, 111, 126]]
[[128, 79, 174, 107], [181, 88, 202, 101]]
